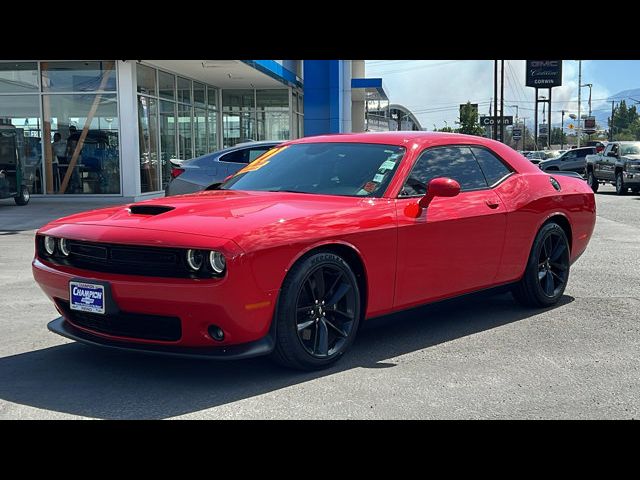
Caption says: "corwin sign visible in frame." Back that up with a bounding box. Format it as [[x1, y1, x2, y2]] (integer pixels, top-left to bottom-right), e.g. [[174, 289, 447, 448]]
[[526, 60, 563, 88]]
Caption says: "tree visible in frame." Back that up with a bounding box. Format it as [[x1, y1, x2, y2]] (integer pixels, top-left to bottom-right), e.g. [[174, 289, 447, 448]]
[[609, 100, 640, 140], [550, 127, 566, 146], [457, 101, 484, 136]]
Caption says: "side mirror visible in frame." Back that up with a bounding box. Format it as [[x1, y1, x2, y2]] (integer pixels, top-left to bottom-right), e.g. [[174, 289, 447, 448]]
[[607, 151, 617, 158], [405, 177, 461, 218]]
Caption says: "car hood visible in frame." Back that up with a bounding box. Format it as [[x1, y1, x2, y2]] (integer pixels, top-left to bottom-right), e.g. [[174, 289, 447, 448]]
[[624, 154, 640, 161], [42, 190, 385, 250]]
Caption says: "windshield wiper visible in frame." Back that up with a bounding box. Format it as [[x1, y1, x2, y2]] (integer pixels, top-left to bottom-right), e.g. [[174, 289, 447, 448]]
[[266, 189, 308, 194]]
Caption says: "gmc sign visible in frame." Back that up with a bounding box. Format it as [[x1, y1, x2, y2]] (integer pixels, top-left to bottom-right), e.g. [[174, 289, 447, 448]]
[[526, 60, 563, 88]]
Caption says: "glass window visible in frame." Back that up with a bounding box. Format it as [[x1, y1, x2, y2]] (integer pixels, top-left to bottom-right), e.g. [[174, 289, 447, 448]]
[[256, 89, 288, 108], [222, 90, 254, 109], [177, 77, 191, 105], [207, 109, 218, 152], [41, 61, 116, 92], [158, 71, 175, 100], [219, 146, 273, 164], [257, 109, 290, 141], [178, 103, 192, 160], [222, 143, 405, 198], [0, 95, 42, 194], [0, 62, 38, 93], [42, 94, 120, 194], [207, 86, 218, 108], [222, 111, 255, 148], [137, 96, 159, 192], [193, 82, 206, 107], [136, 63, 156, 96], [159, 100, 177, 189], [470, 147, 511, 186], [402, 146, 487, 196], [194, 108, 208, 157]]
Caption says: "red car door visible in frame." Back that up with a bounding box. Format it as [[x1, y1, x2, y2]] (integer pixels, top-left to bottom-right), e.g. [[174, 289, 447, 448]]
[[394, 145, 510, 309]]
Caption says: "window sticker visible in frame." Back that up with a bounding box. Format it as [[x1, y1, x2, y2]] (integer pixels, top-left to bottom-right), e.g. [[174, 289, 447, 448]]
[[233, 146, 287, 176], [362, 181, 378, 193], [379, 160, 396, 171], [373, 173, 385, 183]]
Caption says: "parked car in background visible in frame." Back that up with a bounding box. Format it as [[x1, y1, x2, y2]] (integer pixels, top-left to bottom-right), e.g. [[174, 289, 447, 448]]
[[166, 141, 282, 196], [526, 150, 560, 164], [586, 141, 640, 195], [538, 147, 596, 175]]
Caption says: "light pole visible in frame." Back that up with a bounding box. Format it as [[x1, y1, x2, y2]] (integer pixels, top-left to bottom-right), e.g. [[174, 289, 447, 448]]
[[580, 82, 593, 140], [577, 60, 582, 148], [539, 95, 547, 149]]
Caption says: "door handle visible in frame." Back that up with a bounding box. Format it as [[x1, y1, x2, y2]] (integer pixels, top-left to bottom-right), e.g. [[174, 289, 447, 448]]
[[485, 199, 500, 209]]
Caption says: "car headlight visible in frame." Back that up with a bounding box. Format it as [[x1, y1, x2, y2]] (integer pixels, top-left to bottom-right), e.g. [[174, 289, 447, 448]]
[[59, 238, 70, 256], [44, 236, 56, 255], [209, 251, 226, 275], [186, 249, 204, 271]]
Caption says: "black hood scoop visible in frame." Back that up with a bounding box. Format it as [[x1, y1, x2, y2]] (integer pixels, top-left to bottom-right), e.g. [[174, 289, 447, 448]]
[[128, 205, 175, 216]]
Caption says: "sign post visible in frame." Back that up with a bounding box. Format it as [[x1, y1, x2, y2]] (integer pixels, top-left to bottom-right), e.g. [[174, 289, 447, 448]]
[[526, 60, 562, 151]]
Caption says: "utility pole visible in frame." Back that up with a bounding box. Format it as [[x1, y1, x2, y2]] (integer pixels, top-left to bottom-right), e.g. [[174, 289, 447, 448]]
[[493, 60, 498, 141], [500, 60, 505, 143], [522, 117, 528, 150], [577, 60, 582, 148], [561, 110, 565, 150]]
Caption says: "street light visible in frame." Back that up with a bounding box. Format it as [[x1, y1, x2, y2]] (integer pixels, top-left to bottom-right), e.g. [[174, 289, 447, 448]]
[[509, 104, 519, 122]]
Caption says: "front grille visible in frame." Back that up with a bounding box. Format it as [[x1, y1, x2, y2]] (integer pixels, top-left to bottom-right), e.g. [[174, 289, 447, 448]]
[[56, 299, 181, 341], [36, 237, 204, 278]]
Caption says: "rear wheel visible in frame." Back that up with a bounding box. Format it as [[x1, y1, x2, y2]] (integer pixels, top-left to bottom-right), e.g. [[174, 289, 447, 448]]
[[14, 186, 30, 206], [587, 170, 599, 193], [512, 222, 570, 308], [272, 251, 361, 370]]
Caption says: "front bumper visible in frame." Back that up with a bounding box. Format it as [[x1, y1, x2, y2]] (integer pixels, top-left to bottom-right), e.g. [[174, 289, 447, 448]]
[[48, 317, 274, 360], [623, 171, 640, 185], [33, 255, 278, 349]]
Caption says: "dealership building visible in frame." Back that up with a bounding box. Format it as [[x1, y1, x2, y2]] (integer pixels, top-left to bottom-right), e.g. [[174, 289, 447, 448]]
[[0, 60, 405, 201]]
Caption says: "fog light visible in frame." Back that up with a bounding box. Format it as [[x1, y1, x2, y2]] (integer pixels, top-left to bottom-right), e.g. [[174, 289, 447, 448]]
[[186, 249, 203, 270], [208, 325, 224, 341], [59, 238, 70, 256], [44, 236, 56, 255], [209, 251, 226, 275]]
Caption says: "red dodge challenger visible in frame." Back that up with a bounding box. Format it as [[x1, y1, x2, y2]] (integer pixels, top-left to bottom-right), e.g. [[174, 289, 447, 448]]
[[33, 132, 596, 370]]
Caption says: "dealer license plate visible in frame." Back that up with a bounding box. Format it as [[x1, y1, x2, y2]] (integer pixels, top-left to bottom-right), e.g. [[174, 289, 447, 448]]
[[69, 281, 106, 314]]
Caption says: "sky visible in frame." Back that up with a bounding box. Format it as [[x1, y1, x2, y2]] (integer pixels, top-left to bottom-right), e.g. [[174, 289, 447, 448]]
[[364, 60, 640, 132]]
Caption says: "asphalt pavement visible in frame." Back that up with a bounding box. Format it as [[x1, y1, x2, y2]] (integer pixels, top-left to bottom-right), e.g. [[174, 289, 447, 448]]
[[0, 185, 638, 419]]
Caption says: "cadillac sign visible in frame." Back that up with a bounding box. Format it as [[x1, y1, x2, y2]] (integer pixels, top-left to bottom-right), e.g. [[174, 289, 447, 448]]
[[526, 60, 563, 88]]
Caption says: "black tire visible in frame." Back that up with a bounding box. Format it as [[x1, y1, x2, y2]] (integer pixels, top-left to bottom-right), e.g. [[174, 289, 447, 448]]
[[14, 186, 30, 206], [512, 222, 570, 308], [271, 251, 361, 370], [615, 171, 628, 195], [587, 170, 599, 193]]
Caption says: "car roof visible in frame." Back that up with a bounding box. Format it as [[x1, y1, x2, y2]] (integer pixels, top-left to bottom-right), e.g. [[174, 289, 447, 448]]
[[284, 131, 502, 149]]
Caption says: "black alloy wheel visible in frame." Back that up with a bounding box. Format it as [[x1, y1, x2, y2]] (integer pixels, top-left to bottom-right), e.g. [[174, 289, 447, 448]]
[[272, 251, 361, 370], [536, 231, 569, 298], [295, 264, 357, 358], [512, 222, 570, 308]]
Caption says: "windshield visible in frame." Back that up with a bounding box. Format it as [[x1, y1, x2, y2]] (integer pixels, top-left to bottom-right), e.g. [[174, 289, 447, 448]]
[[620, 143, 640, 155], [221, 142, 406, 197]]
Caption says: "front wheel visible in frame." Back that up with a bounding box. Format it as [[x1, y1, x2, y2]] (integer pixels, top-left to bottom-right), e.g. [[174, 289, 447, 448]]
[[512, 222, 570, 308], [272, 251, 361, 370], [615, 172, 628, 195], [587, 170, 599, 193], [14, 186, 30, 206]]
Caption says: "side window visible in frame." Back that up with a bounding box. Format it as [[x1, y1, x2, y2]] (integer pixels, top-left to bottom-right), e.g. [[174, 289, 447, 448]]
[[401, 146, 487, 196], [470, 147, 512, 185], [219, 149, 249, 164], [248, 147, 273, 163], [565, 151, 577, 160]]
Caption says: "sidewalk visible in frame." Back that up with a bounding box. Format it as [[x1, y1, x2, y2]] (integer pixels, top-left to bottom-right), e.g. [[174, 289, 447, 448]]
[[0, 197, 131, 232]]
